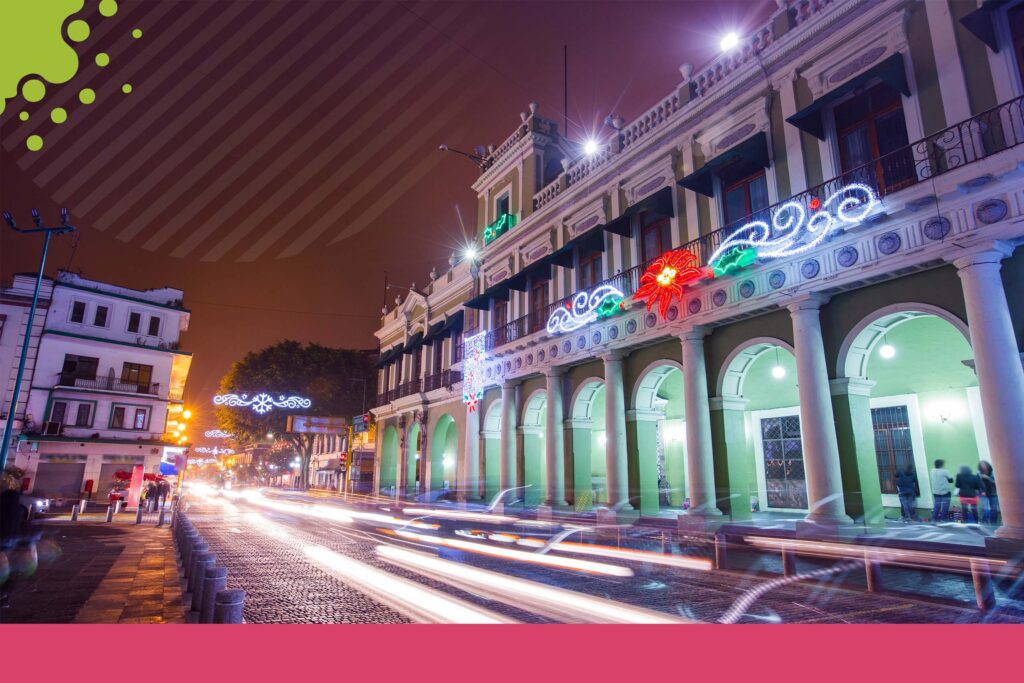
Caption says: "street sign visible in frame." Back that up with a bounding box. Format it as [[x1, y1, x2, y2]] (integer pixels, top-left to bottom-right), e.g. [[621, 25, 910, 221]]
[[286, 415, 348, 434], [353, 413, 370, 433]]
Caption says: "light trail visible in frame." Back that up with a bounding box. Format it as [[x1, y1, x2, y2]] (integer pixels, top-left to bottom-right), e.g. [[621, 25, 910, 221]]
[[401, 507, 520, 524], [377, 546, 694, 624], [549, 541, 713, 571]]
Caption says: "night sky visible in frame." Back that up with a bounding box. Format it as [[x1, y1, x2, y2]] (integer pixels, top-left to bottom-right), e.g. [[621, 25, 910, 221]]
[[1, 0, 774, 434]]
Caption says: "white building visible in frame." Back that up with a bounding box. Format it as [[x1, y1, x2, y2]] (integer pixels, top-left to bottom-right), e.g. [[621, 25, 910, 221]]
[[8, 271, 192, 499], [1, 274, 52, 446]]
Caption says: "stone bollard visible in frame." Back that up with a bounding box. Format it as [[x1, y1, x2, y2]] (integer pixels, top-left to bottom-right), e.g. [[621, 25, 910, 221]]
[[187, 542, 210, 593], [105, 505, 114, 523], [182, 531, 200, 571], [200, 567, 228, 624], [114, 500, 123, 514], [191, 553, 216, 613], [971, 559, 997, 610], [714, 534, 727, 570], [157, 508, 167, 527], [213, 589, 245, 624], [135, 504, 144, 525], [71, 504, 80, 522], [79, 499, 88, 515]]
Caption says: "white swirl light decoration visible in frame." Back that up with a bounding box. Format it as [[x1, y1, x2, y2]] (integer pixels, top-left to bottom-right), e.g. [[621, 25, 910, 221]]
[[188, 458, 219, 466], [546, 285, 625, 335], [193, 446, 235, 455], [204, 429, 234, 438], [708, 183, 880, 265], [213, 392, 312, 415]]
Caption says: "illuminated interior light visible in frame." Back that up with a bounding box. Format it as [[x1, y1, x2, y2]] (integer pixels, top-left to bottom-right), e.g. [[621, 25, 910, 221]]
[[879, 343, 896, 359], [771, 365, 786, 379]]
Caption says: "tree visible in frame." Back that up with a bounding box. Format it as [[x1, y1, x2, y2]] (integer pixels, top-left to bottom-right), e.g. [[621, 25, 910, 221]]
[[215, 341, 376, 489]]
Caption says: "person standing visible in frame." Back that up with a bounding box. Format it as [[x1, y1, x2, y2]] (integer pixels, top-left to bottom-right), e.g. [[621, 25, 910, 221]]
[[157, 479, 170, 509], [895, 464, 919, 521], [978, 460, 999, 525], [930, 459, 953, 523], [954, 465, 982, 524]]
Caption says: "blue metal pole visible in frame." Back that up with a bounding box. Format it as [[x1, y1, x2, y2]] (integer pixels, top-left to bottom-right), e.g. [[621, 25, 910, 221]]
[[0, 231, 52, 475]]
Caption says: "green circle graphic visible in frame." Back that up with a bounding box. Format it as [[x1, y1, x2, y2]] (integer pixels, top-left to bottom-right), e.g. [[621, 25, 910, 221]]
[[68, 19, 90, 43], [79, 87, 96, 104], [121, 83, 133, 94], [99, 0, 119, 17], [95, 52, 110, 67], [27, 135, 44, 151], [51, 107, 67, 124], [23, 79, 46, 102], [132, 28, 143, 39], [19, 111, 29, 121]]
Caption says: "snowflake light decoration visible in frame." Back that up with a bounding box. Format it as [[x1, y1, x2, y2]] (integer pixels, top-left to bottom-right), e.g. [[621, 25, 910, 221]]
[[633, 249, 706, 318], [213, 392, 311, 414], [462, 332, 487, 412], [204, 429, 234, 438]]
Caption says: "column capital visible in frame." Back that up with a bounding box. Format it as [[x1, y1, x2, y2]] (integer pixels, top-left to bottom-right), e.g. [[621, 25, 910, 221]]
[[829, 377, 876, 397], [948, 243, 1016, 271], [710, 396, 750, 411], [501, 379, 521, 390], [786, 292, 830, 313], [626, 409, 662, 422], [564, 418, 592, 429], [600, 349, 627, 363], [679, 325, 709, 342], [543, 365, 568, 379]]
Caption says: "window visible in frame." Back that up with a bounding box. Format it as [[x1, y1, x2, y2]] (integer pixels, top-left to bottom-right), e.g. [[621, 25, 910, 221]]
[[50, 401, 68, 424], [121, 362, 154, 390], [147, 316, 161, 337], [75, 403, 92, 427], [721, 165, 769, 228], [61, 354, 99, 383], [127, 312, 141, 333], [496, 192, 510, 219], [70, 301, 86, 323], [110, 406, 126, 429], [93, 305, 109, 327], [835, 83, 913, 194], [639, 214, 672, 263], [578, 251, 603, 291], [133, 408, 148, 430], [529, 278, 550, 333], [760, 415, 807, 509], [871, 405, 915, 495], [493, 300, 508, 331]]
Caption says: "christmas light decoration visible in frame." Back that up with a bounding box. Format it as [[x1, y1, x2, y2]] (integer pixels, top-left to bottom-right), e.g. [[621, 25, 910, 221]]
[[711, 247, 757, 277], [462, 332, 487, 412], [188, 458, 219, 466], [483, 213, 518, 245], [193, 446, 235, 455], [213, 392, 312, 414], [708, 183, 879, 267], [204, 429, 233, 438], [633, 249, 706, 318], [546, 285, 626, 335]]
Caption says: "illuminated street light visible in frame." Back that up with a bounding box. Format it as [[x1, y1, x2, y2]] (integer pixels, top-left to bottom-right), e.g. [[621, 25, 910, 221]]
[[720, 31, 740, 51], [182, 409, 193, 419], [464, 244, 478, 262], [583, 138, 599, 156]]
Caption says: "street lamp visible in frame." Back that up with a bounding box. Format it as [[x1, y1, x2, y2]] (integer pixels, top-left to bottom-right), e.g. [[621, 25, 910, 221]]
[[438, 144, 487, 169], [0, 209, 76, 475]]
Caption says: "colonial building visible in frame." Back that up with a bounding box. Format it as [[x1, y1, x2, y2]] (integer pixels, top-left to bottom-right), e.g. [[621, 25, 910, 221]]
[[9, 271, 192, 499], [371, 0, 1024, 546], [1, 274, 52, 446]]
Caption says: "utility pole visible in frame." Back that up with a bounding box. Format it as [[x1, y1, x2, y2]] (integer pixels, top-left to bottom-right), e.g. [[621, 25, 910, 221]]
[[0, 209, 76, 476]]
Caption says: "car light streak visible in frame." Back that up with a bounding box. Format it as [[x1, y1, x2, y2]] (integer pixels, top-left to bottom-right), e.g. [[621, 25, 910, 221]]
[[391, 529, 634, 576], [401, 507, 520, 524], [377, 546, 693, 624], [220, 489, 438, 529], [548, 541, 713, 571], [303, 546, 514, 624]]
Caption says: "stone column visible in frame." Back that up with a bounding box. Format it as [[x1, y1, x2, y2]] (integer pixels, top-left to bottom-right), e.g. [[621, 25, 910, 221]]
[[777, 73, 808, 195], [924, 0, 971, 124], [544, 368, 567, 507], [602, 352, 632, 511], [788, 296, 852, 524], [709, 396, 752, 521], [953, 248, 1024, 540], [462, 406, 481, 501], [680, 328, 722, 517], [830, 378, 885, 527], [680, 138, 702, 243], [499, 381, 518, 495]]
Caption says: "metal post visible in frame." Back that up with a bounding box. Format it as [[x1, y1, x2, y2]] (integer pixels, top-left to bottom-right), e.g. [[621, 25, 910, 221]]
[[971, 559, 997, 610], [201, 567, 228, 623], [188, 542, 209, 593], [714, 534, 727, 570], [79, 499, 87, 515], [105, 505, 114, 523], [782, 546, 797, 577], [864, 551, 883, 592], [191, 553, 216, 613], [0, 209, 75, 475], [157, 508, 167, 527], [214, 589, 245, 624], [71, 504, 79, 522], [135, 505, 144, 524]]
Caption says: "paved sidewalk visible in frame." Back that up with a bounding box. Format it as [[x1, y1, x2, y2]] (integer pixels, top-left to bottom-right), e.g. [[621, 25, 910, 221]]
[[1, 520, 185, 624]]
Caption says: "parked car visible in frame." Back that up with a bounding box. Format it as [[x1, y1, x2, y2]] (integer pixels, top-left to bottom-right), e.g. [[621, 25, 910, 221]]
[[17, 494, 50, 520]]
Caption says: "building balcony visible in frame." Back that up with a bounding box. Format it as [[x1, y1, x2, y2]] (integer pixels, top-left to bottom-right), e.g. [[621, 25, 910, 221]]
[[481, 95, 1024, 353], [56, 373, 161, 396], [423, 369, 462, 392]]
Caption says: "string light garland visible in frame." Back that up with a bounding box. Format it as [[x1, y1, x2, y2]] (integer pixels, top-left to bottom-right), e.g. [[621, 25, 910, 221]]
[[204, 429, 233, 438], [633, 249, 707, 318], [546, 285, 626, 334], [193, 446, 235, 455], [708, 183, 879, 272], [213, 392, 312, 414], [462, 332, 487, 412]]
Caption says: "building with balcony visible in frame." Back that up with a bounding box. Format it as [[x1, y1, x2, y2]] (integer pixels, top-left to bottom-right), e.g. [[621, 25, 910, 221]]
[[9, 271, 192, 499], [371, 0, 1024, 545], [1, 274, 52, 444]]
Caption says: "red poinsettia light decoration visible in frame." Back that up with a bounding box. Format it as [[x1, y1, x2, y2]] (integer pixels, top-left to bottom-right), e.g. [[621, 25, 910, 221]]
[[633, 249, 706, 318]]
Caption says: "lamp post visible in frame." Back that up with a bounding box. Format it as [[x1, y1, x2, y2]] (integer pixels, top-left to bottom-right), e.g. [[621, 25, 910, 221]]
[[0, 209, 76, 476]]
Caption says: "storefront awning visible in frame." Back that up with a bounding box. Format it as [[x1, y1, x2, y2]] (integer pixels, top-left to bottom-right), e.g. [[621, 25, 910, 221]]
[[464, 283, 510, 310], [786, 53, 910, 140], [375, 343, 404, 367], [677, 133, 770, 197], [959, 0, 1007, 52], [436, 310, 464, 339], [550, 227, 606, 267], [421, 320, 445, 346], [402, 332, 424, 353], [603, 186, 675, 236], [505, 260, 552, 292]]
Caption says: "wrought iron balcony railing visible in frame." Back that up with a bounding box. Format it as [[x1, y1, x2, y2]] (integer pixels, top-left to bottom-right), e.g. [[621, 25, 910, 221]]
[[57, 373, 160, 395], [423, 369, 463, 392]]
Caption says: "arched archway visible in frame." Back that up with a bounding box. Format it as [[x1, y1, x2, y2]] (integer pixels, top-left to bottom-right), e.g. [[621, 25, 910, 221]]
[[630, 361, 686, 515], [481, 400, 502, 502], [430, 414, 459, 495], [520, 390, 547, 507], [569, 379, 605, 510], [835, 305, 981, 524], [715, 338, 802, 516], [379, 424, 399, 495]]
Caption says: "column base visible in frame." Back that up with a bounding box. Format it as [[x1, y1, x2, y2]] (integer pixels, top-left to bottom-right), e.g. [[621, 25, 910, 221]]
[[536, 503, 568, 520], [796, 515, 855, 540], [677, 510, 725, 534], [595, 507, 639, 526], [987, 528, 1024, 557]]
